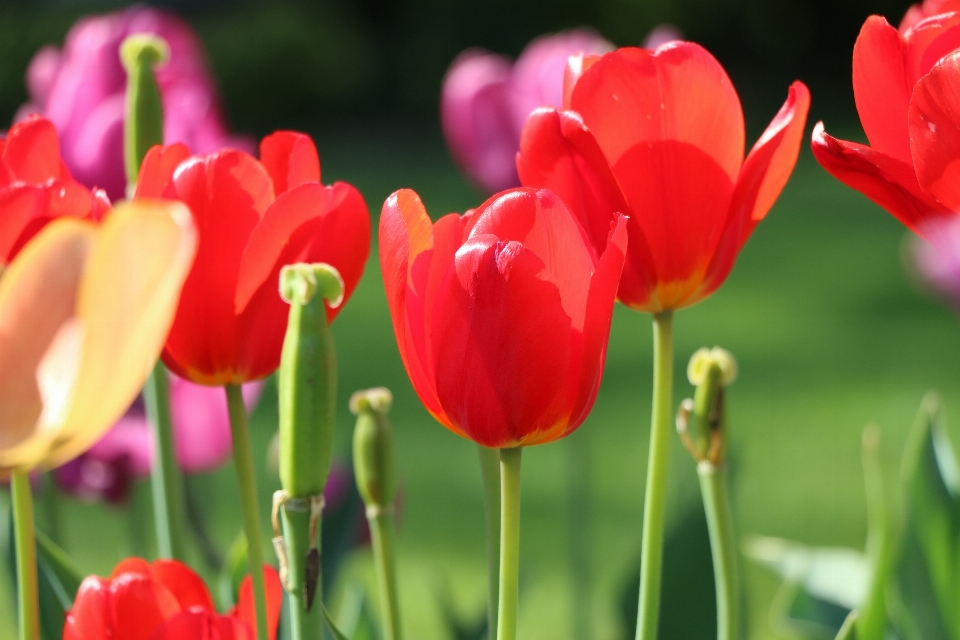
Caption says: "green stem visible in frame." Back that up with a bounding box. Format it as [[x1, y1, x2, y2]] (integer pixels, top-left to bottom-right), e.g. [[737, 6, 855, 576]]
[[40, 473, 62, 549], [282, 503, 324, 640], [497, 447, 522, 640], [369, 509, 402, 640], [635, 311, 674, 640], [144, 363, 186, 560], [127, 486, 150, 558], [12, 471, 39, 640], [477, 445, 501, 640], [566, 435, 591, 640], [698, 461, 739, 640], [226, 384, 270, 640]]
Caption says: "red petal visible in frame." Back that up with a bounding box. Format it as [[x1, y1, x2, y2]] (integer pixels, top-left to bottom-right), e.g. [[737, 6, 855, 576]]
[[259, 131, 321, 196], [160, 150, 274, 385], [904, 11, 960, 87], [909, 49, 960, 213], [150, 611, 251, 640], [852, 16, 913, 163], [1, 115, 68, 186], [562, 52, 602, 110], [516, 107, 659, 309], [235, 566, 283, 640], [233, 181, 370, 379], [811, 122, 947, 233], [150, 560, 216, 612], [379, 190, 461, 431], [112, 558, 151, 578], [64, 576, 112, 640], [135, 144, 192, 199], [110, 573, 181, 640]]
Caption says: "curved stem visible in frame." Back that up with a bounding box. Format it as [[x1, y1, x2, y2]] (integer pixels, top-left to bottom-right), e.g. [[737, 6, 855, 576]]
[[145, 362, 186, 560], [698, 461, 739, 640], [478, 445, 501, 640], [12, 471, 39, 640], [226, 384, 269, 640], [369, 509, 402, 640], [497, 447, 522, 640], [635, 311, 674, 640]]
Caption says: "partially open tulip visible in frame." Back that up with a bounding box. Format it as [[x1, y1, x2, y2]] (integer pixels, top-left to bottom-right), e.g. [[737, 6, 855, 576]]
[[811, 10, 960, 238], [16, 5, 250, 201], [380, 187, 627, 447], [0, 200, 196, 477], [441, 29, 613, 194], [0, 115, 110, 265], [517, 43, 809, 312], [135, 131, 370, 386], [64, 558, 283, 640]]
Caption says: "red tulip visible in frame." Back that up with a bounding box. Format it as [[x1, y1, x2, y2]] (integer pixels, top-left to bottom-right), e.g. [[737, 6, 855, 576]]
[[0, 115, 109, 265], [901, 0, 960, 31], [135, 131, 370, 385], [811, 11, 960, 237], [380, 187, 627, 447], [517, 43, 810, 313], [64, 558, 282, 640]]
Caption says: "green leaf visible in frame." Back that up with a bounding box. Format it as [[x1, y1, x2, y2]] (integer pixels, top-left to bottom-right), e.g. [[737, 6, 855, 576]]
[[836, 611, 858, 640], [218, 530, 247, 609], [322, 602, 353, 640], [857, 426, 893, 640], [35, 529, 81, 604], [897, 393, 960, 639]]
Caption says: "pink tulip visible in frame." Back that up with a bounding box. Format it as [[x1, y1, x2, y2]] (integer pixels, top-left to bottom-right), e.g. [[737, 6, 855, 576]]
[[910, 218, 960, 313], [16, 6, 251, 200], [55, 376, 262, 503]]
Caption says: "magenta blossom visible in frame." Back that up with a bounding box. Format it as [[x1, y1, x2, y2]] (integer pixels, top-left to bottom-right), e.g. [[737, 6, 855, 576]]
[[55, 376, 263, 504], [440, 29, 613, 194], [16, 6, 251, 200], [910, 217, 960, 314]]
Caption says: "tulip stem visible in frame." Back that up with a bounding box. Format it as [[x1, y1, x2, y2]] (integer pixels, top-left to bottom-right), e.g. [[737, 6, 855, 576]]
[[368, 506, 402, 640], [497, 447, 522, 640], [280, 500, 324, 640], [145, 362, 187, 561], [477, 445, 501, 640], [698, 461, 739, 640], [226, 384, 270, 640], [11, 470, 39, 640], [635, 311, 674, 640], [566, 435, 592, 640]]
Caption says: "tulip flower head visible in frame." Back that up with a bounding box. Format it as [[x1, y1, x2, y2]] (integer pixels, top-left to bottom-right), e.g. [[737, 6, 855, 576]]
[[135, 131, 370, 386], [517, 43, 810, 313], [64, 558, 283, 640], [0, 115, 110, 266], [18, 5, 251, 200], [0, 200, 196, 477], [380, 187, 627, 448], [812, 8, 960, 238]]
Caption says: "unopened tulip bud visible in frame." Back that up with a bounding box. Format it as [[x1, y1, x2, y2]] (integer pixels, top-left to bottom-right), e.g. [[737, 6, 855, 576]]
[[121, 34, 169, 186], [351, 387, 397, 512]]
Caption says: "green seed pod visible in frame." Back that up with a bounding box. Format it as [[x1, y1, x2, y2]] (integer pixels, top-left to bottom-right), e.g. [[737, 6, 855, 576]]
[[121, 34, 169, 186], [351, 388, 397, 510], [682, 347, 737, 462], [278, 262, 344, 498]]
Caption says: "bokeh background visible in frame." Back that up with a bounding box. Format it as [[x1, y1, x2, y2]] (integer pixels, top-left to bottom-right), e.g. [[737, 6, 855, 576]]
[[1, 0, 957, 638]]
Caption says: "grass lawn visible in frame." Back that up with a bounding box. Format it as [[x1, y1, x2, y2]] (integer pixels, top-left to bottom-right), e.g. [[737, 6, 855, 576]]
[[2, 122, 958, 640]]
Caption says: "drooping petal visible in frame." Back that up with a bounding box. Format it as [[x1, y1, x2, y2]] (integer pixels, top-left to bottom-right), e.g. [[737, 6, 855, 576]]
[[432, 235, 572, 447], [811, 123, 947, 233], [852, 16, 913, 163], [135, 143, 191, 199], [44, 199, 197, 469], [64, 576, 111, 640], [109, 573, 180, 640], [234, 566, 283, 640], [259, 131, 321, 196], [150, 560, 216, 612], [909, 49, 960, 212]]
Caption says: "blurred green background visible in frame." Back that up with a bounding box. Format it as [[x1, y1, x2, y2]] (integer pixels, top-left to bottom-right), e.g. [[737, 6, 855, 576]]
[[1, 1, 958, 639]]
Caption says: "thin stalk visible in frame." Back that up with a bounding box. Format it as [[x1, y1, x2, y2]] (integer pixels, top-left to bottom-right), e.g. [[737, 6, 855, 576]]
[[226, 384, 269, 640], [477, 445, 501, 640], [368, 508, 402, 640], [127, 486, 150, 558], [635, 311, 674, 640], [144, 362, 186, 560], [566, 435, 591, 640], [12, 471, 39, 640], [282, 504, 324, 640], [497, 447, 522, 640], [40, 473, 62, 549], [698, 461, 739, 640], [184, 475, 224, 571]]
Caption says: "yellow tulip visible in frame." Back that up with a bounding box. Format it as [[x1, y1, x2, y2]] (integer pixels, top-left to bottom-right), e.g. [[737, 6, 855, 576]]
[[0, 199, 196, 476]]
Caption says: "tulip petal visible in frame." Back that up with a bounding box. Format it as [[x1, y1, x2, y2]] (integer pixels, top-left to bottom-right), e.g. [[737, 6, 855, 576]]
[[135, 143, 191, 199], [811, 122, 947, 233], [562, 53, 603, 110], [0, 220, 93, 471], [112, 557, 151, 578], [904, 11, 960, 86], [259, 131, 321, 196], [1, 116, 69, 187], [235, 565, 283, 640], [150, 560, 216, 612], [44, 199, 197, 468], [432, 235, 572, 447], [153, 611, 251, 640], [109, 573, 181, 640], [909, 49, 960, 213], [64, 576, 111, 640]]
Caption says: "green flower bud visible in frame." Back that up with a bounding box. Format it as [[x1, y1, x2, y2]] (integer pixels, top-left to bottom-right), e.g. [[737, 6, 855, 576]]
[[278, 263, 344, 498], [351, 387, 397, 510], [121, 34, 169, 187]]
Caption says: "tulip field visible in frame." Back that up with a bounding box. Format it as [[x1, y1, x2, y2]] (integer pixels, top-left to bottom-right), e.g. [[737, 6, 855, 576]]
[[5, 2, 960, 640]]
